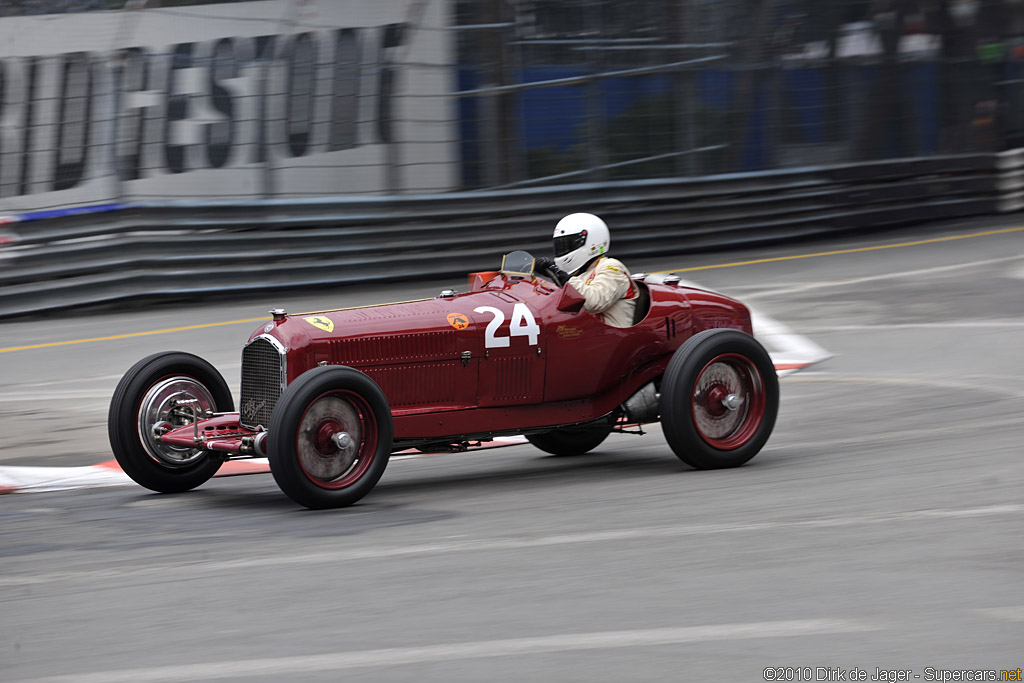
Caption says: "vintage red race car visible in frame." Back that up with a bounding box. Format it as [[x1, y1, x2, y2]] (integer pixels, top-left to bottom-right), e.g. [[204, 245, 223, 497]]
[[108, 252, 779, 509]]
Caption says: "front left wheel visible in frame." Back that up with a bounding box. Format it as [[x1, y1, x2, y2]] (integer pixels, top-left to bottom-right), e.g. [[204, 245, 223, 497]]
[[268, 366, 393, 509], [108, 351, 233, 493]]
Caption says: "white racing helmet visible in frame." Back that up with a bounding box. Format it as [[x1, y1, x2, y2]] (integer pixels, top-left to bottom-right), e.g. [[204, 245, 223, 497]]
[[553, 213, 610, 275]]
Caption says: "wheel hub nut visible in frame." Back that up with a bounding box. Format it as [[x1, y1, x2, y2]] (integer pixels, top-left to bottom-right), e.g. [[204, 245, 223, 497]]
[[151, 421, 174, 439], [721, 393, 744, 411], [331, 432, 355, 455]]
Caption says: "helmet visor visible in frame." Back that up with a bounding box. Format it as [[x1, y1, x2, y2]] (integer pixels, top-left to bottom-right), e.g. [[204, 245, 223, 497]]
[[553, 231, 587, 258]]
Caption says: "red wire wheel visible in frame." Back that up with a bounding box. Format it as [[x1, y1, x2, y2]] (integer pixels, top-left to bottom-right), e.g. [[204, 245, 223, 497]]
[[295, 390, 379, 489], [269, 367, 393, 509], [690, 353, 767, 450], [660, 329, 779, 469]]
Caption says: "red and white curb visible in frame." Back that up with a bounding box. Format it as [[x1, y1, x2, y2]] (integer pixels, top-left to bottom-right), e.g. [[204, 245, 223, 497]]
[[672, 278, 831, 378], [750, 308, 831, 377], [0, 309, 829, 496], [0, 439, 532, 495]]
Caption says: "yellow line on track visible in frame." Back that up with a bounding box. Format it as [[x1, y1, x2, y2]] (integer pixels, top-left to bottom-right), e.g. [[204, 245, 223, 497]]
[[1, 224, 1021, 354], [0, 318, 267, 353]]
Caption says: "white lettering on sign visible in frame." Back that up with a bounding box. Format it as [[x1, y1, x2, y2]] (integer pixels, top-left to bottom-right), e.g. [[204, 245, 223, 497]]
[[474, 303, 540, 349], [0, 0, 456, 210]]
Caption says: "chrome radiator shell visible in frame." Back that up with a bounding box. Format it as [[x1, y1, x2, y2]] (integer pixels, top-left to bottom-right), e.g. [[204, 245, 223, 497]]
[[239, 335, 287, 429]]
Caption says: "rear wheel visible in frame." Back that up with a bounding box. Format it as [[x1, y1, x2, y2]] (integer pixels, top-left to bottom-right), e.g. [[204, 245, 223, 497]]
[[268, 366, 393, 509], [660, 329, 778, 469], [526, 416, 616, 456], [108, 352, 233, 493]]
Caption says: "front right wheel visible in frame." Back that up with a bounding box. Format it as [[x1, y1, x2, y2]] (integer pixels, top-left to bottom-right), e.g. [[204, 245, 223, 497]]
[[108, 351, 233, 493], [659, 329, 778, 469]]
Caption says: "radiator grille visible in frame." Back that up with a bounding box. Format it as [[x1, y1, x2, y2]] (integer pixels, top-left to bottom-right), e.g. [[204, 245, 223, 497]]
[[240, 337, 285, 428]]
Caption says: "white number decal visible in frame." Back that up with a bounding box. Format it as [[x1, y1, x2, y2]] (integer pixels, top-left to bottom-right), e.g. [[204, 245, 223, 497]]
[[509, 303, 540, 346], [474, 303, 540, 349], [474, 306, 510, 348]]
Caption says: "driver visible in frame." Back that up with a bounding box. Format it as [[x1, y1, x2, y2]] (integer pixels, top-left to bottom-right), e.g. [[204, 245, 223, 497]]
[[535, 213, 638, 328]]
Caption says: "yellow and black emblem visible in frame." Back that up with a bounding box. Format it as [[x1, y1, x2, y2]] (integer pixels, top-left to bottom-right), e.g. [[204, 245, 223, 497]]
[[303, 315, 334, 333]]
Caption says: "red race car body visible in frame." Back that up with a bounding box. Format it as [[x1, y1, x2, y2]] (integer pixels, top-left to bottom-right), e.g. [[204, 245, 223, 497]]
[[109, 253, 778, 509]]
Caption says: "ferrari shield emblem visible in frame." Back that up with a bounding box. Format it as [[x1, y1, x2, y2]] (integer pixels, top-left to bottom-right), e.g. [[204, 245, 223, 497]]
[[303, 316, 334, 333], [447, 312, 470, 330]]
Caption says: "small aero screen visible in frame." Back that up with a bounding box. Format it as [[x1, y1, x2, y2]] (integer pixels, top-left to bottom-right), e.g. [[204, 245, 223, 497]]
[[500, 250, 535, 278]]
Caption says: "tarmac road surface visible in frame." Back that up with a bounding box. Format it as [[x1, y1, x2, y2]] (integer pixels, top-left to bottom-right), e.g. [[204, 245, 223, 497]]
[[1, 216, 1022, 682]]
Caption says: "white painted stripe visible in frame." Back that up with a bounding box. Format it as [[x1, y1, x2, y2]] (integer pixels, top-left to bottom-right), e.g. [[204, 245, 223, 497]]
[[15, 619, 879, 683], [2, 505, 1019, 587], [975, 606, 1024, 622], [793, 320, 1024, 332], [0, 465, 132, 493], [0, 394, 114, 403], [765, 414, 1024, 454], [10, 373, 126, 386], [743, 255, 1024, 300], [786, 373, 1024, 400]]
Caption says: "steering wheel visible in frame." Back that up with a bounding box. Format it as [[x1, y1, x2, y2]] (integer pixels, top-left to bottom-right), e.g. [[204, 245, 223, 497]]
[[535, 260, 568, 287]]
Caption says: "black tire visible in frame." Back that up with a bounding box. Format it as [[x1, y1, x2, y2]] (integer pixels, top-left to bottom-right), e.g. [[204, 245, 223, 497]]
[[108, 351, 233, 493], [659, 329, 778, 469], [526, 416, 615, 456], [268, 366, 393, 510]]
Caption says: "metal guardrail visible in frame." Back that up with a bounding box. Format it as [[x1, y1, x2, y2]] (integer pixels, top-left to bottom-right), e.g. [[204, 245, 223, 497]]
[[0, 152, 1014, 319], [995, 148, 1024, 213]]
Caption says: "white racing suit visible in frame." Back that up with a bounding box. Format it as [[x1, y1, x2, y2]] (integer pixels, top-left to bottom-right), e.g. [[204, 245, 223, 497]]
[[567, 256, 638, 328]]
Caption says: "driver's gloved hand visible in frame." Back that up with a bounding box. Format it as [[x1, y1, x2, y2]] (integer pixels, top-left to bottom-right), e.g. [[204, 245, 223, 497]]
[[534, 257, 554, 271], [534, 257, 569, 286], [550, 267, 570, 286]]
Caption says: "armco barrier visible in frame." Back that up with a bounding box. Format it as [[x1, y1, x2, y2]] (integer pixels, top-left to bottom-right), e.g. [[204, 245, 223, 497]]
[[0, 152, 1015, 318]]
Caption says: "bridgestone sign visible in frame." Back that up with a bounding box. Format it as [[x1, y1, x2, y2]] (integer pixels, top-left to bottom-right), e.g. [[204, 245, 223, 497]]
[[0, 1, 456, 213]]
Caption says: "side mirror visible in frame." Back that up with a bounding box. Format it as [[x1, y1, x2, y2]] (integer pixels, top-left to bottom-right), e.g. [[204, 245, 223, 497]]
[[556, 283, 586, 313]]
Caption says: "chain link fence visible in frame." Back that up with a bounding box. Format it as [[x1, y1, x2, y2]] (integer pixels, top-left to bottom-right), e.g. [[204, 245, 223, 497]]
[[2, 0, 1024, 212], [456, 0, 1024, 188]]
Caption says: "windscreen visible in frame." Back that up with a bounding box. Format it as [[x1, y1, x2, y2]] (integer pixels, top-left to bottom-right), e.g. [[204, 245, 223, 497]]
[[500, 250, 535, 277]]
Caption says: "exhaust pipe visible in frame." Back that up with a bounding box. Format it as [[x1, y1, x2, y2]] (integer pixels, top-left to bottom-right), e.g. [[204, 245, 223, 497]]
[[622, 382, 659, 423]]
